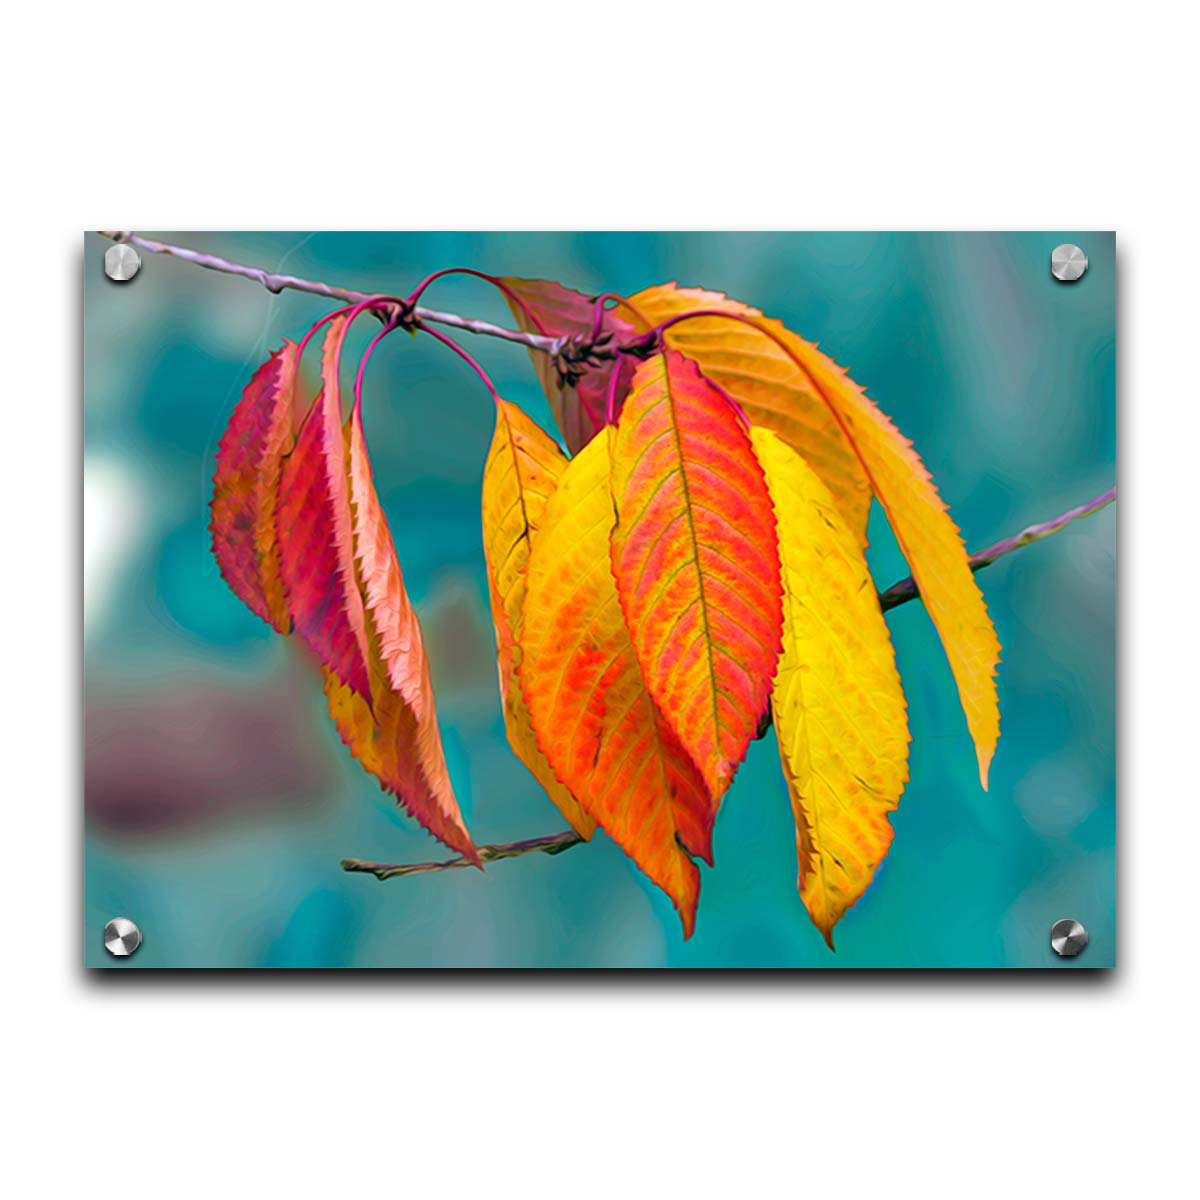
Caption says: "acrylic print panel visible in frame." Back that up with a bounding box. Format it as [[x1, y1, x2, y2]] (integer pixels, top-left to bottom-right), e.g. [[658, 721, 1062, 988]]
[[83, 231, 1116, 969]]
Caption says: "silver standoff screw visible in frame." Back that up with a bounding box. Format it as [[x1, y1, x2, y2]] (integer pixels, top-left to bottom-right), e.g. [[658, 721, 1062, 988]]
[[104, 242, 141, 282], [1050, 918, 1088, 958], [1050, 243, 1088, 283], [104, 917, 142, 957]]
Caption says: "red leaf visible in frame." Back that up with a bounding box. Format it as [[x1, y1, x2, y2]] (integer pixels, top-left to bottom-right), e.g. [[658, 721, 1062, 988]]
[[210, 341, 299, 632], [497, 277, 638, 454], [275, 317, 372, 702]]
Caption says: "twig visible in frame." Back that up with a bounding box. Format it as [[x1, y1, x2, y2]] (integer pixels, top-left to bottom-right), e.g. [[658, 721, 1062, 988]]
[[96, 231, 568, 356], [877, 485, 1116, 610], [344, 483, 1114, 882], [341, 831, 584, 880]]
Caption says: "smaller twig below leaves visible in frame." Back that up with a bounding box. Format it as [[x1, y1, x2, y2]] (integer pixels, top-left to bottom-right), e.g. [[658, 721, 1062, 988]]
[[341, 830, 586, 880]]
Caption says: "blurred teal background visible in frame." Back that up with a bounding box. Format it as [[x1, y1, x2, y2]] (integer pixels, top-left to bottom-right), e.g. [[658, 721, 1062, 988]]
[[83, 232, 1115, 968]]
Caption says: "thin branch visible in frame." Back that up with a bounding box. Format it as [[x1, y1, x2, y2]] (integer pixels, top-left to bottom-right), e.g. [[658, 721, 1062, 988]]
[[877, 485, 1116, 611], [344, 485, 1115, 882], [342, 831, 584, 880], [96, 231, 568, 356]]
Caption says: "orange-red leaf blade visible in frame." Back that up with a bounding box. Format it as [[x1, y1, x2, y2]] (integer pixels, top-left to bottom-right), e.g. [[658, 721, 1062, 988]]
[[210, 341, 300, 631], [275, 317, 372, 702], [610, 351, 783, 801], [520, 429, 709, 936], [622, 284, 873, 543], [753, 429, 910, 945], [481, 399, 596, 837]]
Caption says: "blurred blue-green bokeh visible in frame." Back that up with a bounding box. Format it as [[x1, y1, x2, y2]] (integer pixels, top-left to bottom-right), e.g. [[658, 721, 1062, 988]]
[[84, 232, 1115, 968]]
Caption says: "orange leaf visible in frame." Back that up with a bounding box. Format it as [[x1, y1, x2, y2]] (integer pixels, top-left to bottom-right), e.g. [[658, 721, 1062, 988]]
[[498, 277, 637, 454], [323, 398, 478, 862], [753, 428, 910, 945], [610, 351, 783, 801], [623, 285, 873, 543], [520, 429, 710, 936], [275, 317, 372, 702], [481, 399, 596, 838], [210, 340, 300, 632]]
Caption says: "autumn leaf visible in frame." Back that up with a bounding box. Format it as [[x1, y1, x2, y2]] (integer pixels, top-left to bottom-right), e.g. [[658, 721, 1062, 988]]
[[497, 276, 638, 455], [519, 428, 711, 936], [322, 396, 478, 861], [621, 284, 873, 544], [753, 428, 910, 945], [275, 317, 373, 703], [609, 350, 783, 802], [210, 340, 300, 632], [481, 398, 596, 837], [736, 312, 1001, 787]]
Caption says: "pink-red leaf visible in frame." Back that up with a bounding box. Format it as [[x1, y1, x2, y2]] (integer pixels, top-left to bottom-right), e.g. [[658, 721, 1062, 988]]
[[210, 341, 300, 632], [275, 317, 372, 702], [498, 276, 638, 454]]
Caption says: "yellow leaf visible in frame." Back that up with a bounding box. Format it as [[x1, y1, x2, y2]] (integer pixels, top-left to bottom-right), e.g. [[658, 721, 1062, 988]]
[[625, 284, 873, 544], [481, 400, 596, 837], [775, 327, 1000, 787], [753, 429, 910, 945]]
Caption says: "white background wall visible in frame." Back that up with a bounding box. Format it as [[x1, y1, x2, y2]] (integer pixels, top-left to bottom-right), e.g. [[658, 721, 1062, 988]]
[[3, 3, 1191, 1195]]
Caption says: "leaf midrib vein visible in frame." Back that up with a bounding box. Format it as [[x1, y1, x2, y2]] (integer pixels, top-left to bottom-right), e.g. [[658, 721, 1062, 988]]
[[660, 358, 722, 768]]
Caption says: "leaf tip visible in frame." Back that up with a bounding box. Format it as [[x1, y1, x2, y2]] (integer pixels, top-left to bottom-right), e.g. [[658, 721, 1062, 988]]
[[977, 745, 995, 792]]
